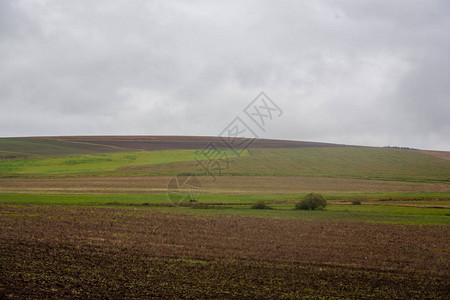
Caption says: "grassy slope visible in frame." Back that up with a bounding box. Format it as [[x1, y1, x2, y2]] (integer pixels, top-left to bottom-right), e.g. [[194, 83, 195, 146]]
[[1, 138, 448, 182], [115, 147, 450, 182], [0, 149, 247, 175], [0, 138, 129, 156]]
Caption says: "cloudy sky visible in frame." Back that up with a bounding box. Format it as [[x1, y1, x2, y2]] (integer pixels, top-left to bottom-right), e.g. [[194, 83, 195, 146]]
[[1, 0, 449, 150]]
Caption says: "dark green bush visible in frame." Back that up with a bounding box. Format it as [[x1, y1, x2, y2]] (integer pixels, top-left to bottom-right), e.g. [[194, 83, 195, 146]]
[[351, 199, 362, 205], [295, 193, 327, 210], [251, 200, 272, 210]]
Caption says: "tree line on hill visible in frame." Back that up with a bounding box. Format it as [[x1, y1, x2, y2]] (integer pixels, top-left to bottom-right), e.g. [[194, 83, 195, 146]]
[[383, 146, 419, 150]]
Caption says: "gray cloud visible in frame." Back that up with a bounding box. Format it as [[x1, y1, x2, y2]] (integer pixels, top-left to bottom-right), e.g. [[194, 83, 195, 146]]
[[0, 0, 449, 150]]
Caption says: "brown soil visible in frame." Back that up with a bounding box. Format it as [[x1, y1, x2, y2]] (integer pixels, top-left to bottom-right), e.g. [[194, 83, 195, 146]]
[[0, 205, 448, 298]]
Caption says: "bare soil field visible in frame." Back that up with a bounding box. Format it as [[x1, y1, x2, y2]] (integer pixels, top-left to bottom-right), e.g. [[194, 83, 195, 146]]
[[0, 204, 448, 298], [0, 175, 449, 194]]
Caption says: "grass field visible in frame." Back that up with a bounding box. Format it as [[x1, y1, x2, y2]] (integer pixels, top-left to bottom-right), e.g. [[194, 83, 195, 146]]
[[0, 136, 449, 298], [112, 147, 450, 182], [2, 137, 449, 183], [0, 149, 247, 175]]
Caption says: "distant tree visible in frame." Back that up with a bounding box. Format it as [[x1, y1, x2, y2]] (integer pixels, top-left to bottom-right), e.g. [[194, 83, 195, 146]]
[[295, 193, 327, 210], [251, 200, 272, 209], [384, 146, 418, 150]]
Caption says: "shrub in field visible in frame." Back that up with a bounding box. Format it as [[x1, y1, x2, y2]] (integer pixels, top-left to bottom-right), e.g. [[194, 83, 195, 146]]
[[295, 193, 327, 210], [351, 199, 362, 205], [251, 200, 272, 209]]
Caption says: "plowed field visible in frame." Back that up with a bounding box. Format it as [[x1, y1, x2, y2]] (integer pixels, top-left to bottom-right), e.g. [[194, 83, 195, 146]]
[[1, 205, 448, 298]]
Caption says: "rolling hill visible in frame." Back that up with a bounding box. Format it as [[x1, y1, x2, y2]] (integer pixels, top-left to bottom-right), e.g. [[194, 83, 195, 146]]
[[0, 136, 449, 182]]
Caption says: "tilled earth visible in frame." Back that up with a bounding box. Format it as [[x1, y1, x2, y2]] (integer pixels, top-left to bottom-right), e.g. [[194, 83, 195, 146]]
[[0, 204, 449, 299]]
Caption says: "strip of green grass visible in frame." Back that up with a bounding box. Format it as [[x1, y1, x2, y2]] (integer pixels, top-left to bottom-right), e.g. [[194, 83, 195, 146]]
[[1, 193, 448, 225], [0, 149, 247, 175], [0, 192, 448, 205]]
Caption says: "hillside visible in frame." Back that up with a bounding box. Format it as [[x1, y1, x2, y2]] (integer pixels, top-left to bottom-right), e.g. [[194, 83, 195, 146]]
[[0, 137, 128, 157], [118, 147, 450, 182], [0, 136, 342, 157], [0, 136, 449, 182]]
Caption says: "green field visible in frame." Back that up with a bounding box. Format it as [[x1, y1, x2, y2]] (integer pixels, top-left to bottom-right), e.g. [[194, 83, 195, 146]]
[[1, 138, 449, 182], [0, 149, 247, 175], [113, 147, 450, 182]]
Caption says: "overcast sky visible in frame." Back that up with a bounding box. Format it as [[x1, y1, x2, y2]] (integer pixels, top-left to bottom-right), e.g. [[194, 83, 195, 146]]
[[1, 0, 449, 150]]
